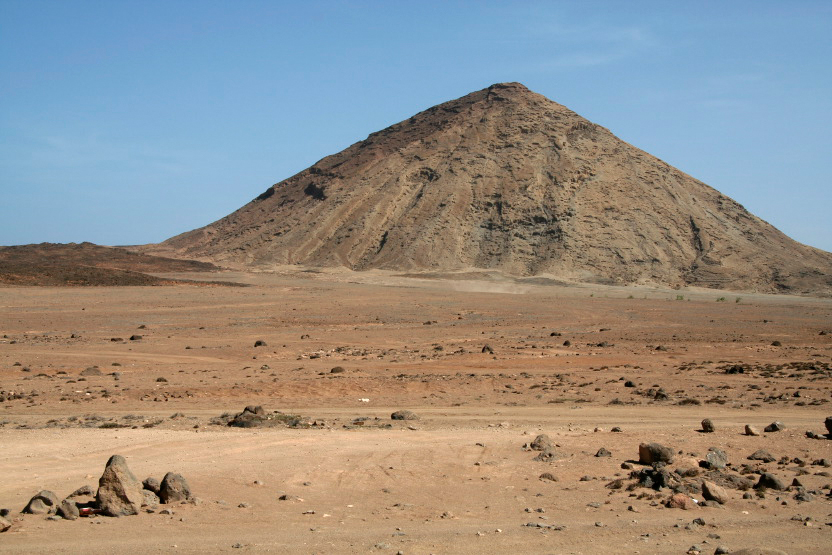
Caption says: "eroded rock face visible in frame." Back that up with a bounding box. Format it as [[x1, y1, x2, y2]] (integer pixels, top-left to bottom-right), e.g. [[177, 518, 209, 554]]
[[0, 515, 11, 532], [159, 472, 191, 504], [96, 455, 144, 517]]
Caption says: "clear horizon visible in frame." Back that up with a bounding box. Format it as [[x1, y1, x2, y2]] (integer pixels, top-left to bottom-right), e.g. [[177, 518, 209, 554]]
[[2, 1, 830, 252]]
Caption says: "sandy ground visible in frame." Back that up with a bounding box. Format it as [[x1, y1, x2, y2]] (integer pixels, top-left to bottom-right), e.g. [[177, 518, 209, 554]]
[[1, 269, 831, 554]]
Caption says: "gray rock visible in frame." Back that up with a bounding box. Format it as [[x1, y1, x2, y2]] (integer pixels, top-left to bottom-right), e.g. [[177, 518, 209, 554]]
[[159, 472, 191, 504], [595, 447, 612, 457], [22, 490, 59, 515], [96, 454, 144, 517], [794, 491, 814, 502], [143, 490, 160, 507], [243, 405, 265, 416], [57, 499, 79, 520], [80, 366, 103, 376], [533, 448, 562, 462], [701, 419, 715, 433], [755, 473, 786, 491], [764, 421, 784, 432], [639, 442, 674, 464], [66, 485, 94, 499], [748, 449, 775, 463], [391, 410, 419, 421], [744, 425, 760, 436], [530, 434, 553, 451], [825, 416, 832, 435], [704, 447, 728, 469], [143, 477, 161, 494]]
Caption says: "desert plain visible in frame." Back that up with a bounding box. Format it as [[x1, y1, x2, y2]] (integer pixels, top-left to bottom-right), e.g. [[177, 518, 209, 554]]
[[1, 268, 830, 554]]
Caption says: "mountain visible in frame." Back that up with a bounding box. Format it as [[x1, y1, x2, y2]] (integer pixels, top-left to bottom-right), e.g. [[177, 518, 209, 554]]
[[155, 82, 832, 295]]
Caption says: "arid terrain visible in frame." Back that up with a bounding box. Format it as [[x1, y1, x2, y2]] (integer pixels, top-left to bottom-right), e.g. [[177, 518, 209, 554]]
[[1, 269, 830, 554]]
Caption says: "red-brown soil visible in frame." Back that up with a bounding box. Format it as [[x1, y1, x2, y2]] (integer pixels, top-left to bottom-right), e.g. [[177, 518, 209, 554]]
[[1, 269, 830, 553]]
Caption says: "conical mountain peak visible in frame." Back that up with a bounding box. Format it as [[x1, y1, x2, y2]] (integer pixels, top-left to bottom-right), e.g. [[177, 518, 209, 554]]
[[158, 85, 832, 295]]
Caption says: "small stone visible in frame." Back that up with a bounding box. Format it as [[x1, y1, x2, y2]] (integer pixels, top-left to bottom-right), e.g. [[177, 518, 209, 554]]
[[611, 427, 622, 432], [129, 335, 142, 341], [825, 416, 832, 435], [764, 421, 784, 433], [143, 477, 161, 494], [391, 410, 419, 421], [748, 449, 775, 463], [595, 447, 612, 457], [254, 340, 267, 347], [143, 490, 160, 507], [57, 499, 80, 520], [538, 472, 558, 482], [529, 434, 553, 451], [701, 419, 715, 433], [0, 515, 11, 533], [744, 425, 760, 436], [666, 493, 697, 510], [702, 481, 729, 504]]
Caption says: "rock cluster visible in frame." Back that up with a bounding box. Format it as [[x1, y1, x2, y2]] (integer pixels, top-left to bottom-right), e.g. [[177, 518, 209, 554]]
[[13, 455, 193, 525]]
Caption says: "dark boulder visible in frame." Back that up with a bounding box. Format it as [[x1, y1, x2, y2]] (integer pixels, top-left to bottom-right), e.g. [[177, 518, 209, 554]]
[[639, 442, 674, 464], [755, 473, 786, 491], [764, 421, 784, 432], [159, 472, 191, 504]]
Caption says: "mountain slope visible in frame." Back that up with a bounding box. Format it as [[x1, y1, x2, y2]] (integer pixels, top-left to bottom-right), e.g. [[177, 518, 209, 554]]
[[158, 83, 832, 294]]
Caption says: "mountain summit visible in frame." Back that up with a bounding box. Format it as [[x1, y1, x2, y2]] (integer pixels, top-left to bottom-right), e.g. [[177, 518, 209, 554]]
[[159, 82, 832, 294]]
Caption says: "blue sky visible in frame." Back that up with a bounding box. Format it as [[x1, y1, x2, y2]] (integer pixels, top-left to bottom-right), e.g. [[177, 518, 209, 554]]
[[1, 1, 830, 251]]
